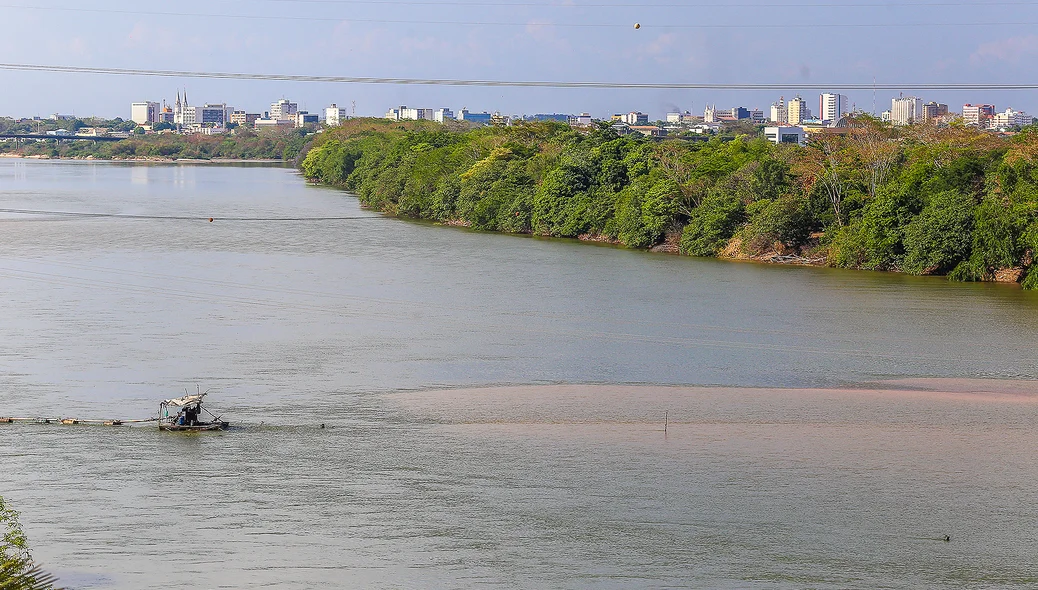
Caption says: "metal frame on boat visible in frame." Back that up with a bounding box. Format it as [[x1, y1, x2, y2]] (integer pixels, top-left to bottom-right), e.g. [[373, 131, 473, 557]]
[[158, 390, 229, 432]]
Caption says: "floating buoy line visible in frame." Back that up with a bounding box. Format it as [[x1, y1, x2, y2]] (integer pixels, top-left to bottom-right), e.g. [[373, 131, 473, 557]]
[[1, 416, 157, 427]]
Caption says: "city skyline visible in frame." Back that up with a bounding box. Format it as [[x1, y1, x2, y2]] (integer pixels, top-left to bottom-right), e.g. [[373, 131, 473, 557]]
[[0, 0, 1036, 118]]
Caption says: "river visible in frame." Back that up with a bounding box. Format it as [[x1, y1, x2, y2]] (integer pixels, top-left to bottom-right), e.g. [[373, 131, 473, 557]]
[[1, 160, 1036, 588]]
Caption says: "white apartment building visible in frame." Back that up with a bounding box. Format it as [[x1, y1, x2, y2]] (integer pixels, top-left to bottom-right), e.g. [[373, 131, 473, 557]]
[[992, 107, 1033, 129], [819, 93, 849, 123], [130, 101, 160, 125], [175, 106, 197, 126], [325, 104, 349, 126], [433, 108, 454, 123], [385, 106, 435, 121], [270, 99, 298, 121], [962, 104, 996, 128], [890, 96, 923, 125], [403, 108, 435, 121], [622, 111, 649, 125], [770, 97, 788, 124], [787, 96, 809, 125], [573, 113, 594, 125]]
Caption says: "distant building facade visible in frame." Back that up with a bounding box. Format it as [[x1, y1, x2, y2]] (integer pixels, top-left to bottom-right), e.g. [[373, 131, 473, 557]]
[[991, 107, 1033, 129], [457, 109, 492, 125], [770, 97, 788, 124], [921, 102, 949, 122], [130, 101, 160, 125], [962, 104, 996, 127], [296, 112, 319, 127], [325, 104, 349, 126], [819, 93, 849, 123], [198, 103, 232, 126], [270, 99, 298, 122], [890, 96, 923, 125], [230, 111, 260, 127], [764, 125, 806, 146], [787, 96, 809, 125]]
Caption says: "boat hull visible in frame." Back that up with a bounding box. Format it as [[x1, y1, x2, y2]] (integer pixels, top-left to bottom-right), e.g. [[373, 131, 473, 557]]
[[159, 421, 229, 432]]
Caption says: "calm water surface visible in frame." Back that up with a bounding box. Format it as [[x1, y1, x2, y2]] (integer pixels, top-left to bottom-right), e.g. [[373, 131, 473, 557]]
[[1, 160, 1036, 588]]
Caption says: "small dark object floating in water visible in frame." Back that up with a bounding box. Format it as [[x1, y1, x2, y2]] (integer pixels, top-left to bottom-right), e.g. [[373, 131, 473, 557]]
[[158, 389, 229, 432]]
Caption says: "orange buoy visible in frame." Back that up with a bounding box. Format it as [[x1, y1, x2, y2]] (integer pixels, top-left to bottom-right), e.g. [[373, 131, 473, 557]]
[[634, 23, 641, 29], [208, 218, 214, 222]]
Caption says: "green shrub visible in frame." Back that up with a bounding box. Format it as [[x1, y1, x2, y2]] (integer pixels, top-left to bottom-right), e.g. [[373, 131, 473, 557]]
[[903, 189, 976, 274], [680, 192, 745, 256]]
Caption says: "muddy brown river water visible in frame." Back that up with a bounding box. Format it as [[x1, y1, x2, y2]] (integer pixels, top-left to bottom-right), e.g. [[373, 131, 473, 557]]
[[1, 160, 1036, 588]]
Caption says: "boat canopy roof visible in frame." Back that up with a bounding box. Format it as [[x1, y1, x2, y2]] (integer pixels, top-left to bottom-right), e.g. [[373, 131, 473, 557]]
[[162, 393, 205, 407]]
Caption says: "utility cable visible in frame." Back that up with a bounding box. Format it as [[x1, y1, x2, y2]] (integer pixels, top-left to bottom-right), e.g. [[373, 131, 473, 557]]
[[1, 63, 1036, 90], [1, 4, 1038, 27]]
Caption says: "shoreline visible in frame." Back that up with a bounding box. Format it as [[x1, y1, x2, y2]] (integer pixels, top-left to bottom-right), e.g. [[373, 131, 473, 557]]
[[375, 209, 1028, 284], [0, 153, 287, 163]]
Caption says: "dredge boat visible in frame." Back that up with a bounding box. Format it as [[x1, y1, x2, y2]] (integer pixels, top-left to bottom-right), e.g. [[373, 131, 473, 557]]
[[159, 390, 229, 432]]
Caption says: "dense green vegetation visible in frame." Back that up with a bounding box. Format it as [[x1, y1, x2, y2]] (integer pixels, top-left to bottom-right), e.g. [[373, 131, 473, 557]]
[[302, 117, 1038, 286], [1, 496, 59, 590], [0, 127, 309, 160], [0, 116, 137, 135]]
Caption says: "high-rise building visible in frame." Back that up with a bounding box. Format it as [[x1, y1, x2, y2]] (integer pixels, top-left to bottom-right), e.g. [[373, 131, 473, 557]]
[[819, 93, 849, 123], [433, 108, 454, 123], [921, 102, 949, 122], [770, 97, 787, 124], [962, 104, 996, 127], [130, 101, 160, 125], [623, 111, 649, 125], [891, 96, 923, 125], [788, 96, 809, 125], [399, 107, 434, 121], [325, 104, 349, 126], [198, 103, 232, 126], [270, 99, 298, 121]]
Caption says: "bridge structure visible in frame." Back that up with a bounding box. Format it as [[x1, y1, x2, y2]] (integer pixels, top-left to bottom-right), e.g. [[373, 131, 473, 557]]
[[0, 133, 125, 142]]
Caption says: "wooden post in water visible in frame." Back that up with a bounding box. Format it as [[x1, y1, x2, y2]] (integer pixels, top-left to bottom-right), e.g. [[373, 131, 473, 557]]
[[664, 411, 668, 435]]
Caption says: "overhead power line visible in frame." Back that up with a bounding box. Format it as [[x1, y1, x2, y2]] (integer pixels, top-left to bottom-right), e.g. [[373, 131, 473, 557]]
[[2, 4, 1038, 26], [0, 63, 1036, 91]]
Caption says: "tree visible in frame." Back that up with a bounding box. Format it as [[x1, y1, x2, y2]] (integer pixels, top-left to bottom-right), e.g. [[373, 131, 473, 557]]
[[651, 142, 700, 213], [804, 132, 850, 226], [679, 191, 745, 256], [1, 496, 60, 590], [847, 115, 899, 200], [903, 189, 975, 274]]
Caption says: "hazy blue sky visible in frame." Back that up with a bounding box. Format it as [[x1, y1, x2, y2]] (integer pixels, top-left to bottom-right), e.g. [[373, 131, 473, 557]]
[[1, 0, 1036, 119]]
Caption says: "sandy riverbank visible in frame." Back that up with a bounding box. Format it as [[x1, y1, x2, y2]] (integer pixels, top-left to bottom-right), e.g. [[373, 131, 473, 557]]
[[389, 379, 1038, 439]]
